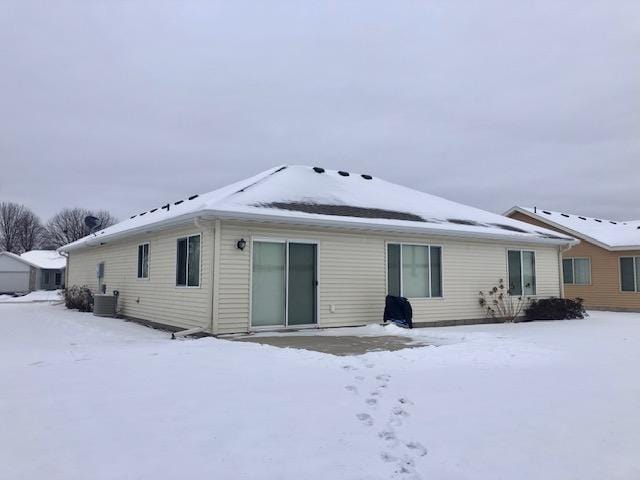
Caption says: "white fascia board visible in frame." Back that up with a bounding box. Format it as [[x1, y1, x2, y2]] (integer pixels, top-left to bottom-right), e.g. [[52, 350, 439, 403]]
[[61, 207, 577, 253], [205, 209, 577, 247]]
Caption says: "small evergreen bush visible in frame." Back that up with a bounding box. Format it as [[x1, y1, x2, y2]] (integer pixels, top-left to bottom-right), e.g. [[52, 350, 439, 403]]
[[64, 285, 94, 312], [524, 297, 585, 321]]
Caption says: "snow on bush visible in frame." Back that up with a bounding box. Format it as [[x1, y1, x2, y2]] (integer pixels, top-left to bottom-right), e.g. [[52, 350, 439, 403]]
[[64, 285, 94, 312]]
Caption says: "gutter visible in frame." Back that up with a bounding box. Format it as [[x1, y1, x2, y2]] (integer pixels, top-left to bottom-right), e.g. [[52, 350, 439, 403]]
[[60, 208, 577, 253], [59, 211, 206, 252], [204, 209, 578, 247]]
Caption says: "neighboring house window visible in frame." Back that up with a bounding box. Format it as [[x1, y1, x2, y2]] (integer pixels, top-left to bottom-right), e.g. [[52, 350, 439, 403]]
[[137, 243, 150, 279], [507, 250, 536, 295], [176, 234, 201, 287], [387, 244, 442, 298], [43, 271, 51, 284], [55, 272, 61, 286], [620, 257, 640, 292], [563, 258, 591, 285]]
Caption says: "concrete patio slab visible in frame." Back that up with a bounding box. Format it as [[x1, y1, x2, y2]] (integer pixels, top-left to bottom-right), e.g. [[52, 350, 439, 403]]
[[228, 334, 432, 356]]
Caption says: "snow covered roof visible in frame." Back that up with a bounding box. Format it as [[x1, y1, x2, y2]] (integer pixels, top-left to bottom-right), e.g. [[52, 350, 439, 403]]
[[60, 166, 576, 252], [0, 250, 66, 270], [505, 206, 640, 251], [20, 250, 66, 269]]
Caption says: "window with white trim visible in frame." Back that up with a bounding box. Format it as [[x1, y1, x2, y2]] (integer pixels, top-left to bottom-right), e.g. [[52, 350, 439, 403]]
[[620, 256, 640, 292], [562, 257, 591, 285], [507, 250, 536, 295], [176, 234, 201, 287], [387, 244, 442, 298], [137, 243, 149, 279]]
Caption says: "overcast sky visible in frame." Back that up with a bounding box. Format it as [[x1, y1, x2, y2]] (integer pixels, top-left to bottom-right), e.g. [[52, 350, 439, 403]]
[[2, 1, 639, 223]]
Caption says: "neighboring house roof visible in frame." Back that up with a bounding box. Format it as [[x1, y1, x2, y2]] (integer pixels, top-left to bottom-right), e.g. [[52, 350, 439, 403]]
[[505, 206, 640, 251], [20, 250, 66, 269], [60, 165, 576, 252], [0, 250, 65, 270]]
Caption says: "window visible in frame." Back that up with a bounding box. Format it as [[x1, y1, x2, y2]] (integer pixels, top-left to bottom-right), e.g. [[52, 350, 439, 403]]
[[176, 234, 201, 287], [387, 244, 442, 298], [620, 257, 640, 292], [137, 243, 150, 279], [43, 271, 51, 284], [55, 272, 61, 286], [507, 250, 536, 295], [562, 258, 591, 285]]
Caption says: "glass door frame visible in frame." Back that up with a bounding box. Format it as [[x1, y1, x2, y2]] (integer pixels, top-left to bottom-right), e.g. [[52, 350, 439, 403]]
[[249, 237, 319, 330]]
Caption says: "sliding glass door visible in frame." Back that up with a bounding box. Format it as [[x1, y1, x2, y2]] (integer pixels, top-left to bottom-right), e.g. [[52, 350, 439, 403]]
[[251, 241, 317, 328], [288, 243, 317, 325], [251, 242, 286, 327]]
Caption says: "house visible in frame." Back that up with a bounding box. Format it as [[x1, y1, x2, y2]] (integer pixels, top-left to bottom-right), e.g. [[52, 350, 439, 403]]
[[60, 165, 576, 334], [0, 250, 66, 294], [505, 207, 640, 312]]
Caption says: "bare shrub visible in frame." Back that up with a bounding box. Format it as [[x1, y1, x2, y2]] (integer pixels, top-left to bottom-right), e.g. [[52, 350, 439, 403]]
[[479, 279, 528, 322]]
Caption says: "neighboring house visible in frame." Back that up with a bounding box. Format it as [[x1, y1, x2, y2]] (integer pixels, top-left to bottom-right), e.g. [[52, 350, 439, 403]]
[[0, 250, 66, 294], [505, 207, 640, 312], [60, 165, 576, 334]]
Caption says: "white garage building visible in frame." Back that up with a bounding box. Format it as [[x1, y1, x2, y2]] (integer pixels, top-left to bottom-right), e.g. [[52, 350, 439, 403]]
[[0, 250, 66, 294]]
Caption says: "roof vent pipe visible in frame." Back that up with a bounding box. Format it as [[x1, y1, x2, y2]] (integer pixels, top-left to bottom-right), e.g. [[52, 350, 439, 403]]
[[534, 206, 537, 213]]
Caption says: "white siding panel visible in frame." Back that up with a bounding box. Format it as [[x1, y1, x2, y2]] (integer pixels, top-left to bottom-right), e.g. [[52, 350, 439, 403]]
[[67, 219, 561, 334], [67, 222, 213, 330], [216, 221, 562, 334]]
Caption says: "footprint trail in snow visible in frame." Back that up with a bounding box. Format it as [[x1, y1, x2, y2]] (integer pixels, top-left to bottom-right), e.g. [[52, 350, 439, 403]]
[[342, 359, 428, 478]]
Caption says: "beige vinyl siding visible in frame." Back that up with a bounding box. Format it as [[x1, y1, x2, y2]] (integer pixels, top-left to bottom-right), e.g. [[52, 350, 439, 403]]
[[216, 221, 561, 334], [66, 222, 213, 330], [509, 211, 640, 311], [217, 223, 385, 334]]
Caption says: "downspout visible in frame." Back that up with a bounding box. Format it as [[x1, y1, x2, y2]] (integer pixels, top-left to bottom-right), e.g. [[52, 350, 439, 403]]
[[558, 243, 574, 298], [59, 250, 69, 290], [211, 219, 221, 334], [193, 216, 217, 335]]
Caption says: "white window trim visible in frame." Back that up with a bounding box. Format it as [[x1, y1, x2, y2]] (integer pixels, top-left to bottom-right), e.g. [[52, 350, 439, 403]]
[[176, 233, 202, 288], [507, 249, 537, 296], [137, 242, 150, 280], [248, 236, 321, 331], [563, 257, 591, 285], [385, 241, 444, 299], [619, 256, 640, 293]]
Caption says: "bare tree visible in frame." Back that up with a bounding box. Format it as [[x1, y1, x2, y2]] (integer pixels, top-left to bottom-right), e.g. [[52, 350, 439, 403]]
[[93, 210, 118, 231], [44, 208, 118, 248], [0, 202, 26, 253], [16, 209, 45, 252]]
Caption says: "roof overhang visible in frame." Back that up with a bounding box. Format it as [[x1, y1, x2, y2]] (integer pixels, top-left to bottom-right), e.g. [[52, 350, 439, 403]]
[[61, 208, 578, 252], [504, 206, 640, 251]]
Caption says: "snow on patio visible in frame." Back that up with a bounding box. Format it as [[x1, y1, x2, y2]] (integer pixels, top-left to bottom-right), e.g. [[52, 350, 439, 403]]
[[1, 304, 639, 480], [0, 289, 62, 303]]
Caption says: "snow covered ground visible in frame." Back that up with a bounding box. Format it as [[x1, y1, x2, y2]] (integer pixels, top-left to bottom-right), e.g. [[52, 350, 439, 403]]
[[1, 304, 639, 480], [0, 290, 62, 303]]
